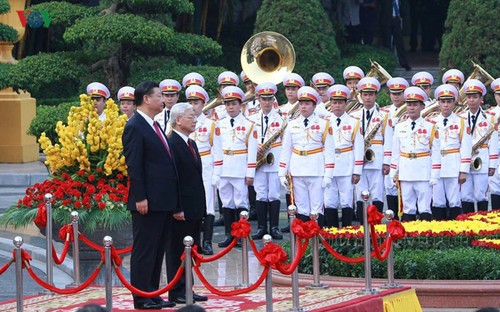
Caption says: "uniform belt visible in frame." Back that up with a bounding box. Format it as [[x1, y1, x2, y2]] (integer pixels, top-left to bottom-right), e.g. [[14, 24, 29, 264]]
[[223, 149, 247, 155], [480, 144, 488, 149], [440, 148, 460, 156], [401, 151, 430, 159], [199, 150, 211, 157], [335, 146, 353, 154], [293, 147, 323, 156], [271, 142, 282, 148], [370, 140, 383, 145]]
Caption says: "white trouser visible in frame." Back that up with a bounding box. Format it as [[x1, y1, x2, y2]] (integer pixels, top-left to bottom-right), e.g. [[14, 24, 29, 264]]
[[489, 173, 500, 195], [400, 181, 432, 215], [356, 169, 384, 202], [461, 173, 489, 202], [254, 170, 280, 202], [432, 177, 461, 208], [384, 174, 398, 196], [324, 175, 354, 209], [292, 176, 324, 216], [219, 177, 249, 209], [203, 179, 216, 215]]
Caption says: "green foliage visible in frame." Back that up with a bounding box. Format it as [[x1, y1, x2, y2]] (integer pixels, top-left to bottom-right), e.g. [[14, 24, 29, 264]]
[[28, 2, 99, 27], [129, 58, 227, 101], [124, 0, 194, 14], [440, 0, 500, 78], [64, 14, 174, 49], [0, 62, 14, 89], [0, 0, 9, 15], [0, 23, 18, 43], [27, 102, 76, 147], [9, 52, 85, 99], [254, 0, 341, 81], [165, 33, 222, 63]]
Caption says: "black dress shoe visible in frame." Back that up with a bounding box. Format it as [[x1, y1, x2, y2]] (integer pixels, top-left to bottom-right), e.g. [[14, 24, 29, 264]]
[[153, 298, 176, 308], [134, 301, 163, 309], [251, 228, 268, 240], [193, 293, 208, 301], [218, 235, 233, 247], [281, 224, 290, 233], [270, 227, 283, 240], [170, 296, 194, 304], [202, 241, 213, 255]]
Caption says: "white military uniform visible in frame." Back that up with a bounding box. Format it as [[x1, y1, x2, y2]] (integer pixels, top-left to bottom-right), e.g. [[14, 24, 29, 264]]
[[459, 109, 499, 203], [218, 113, 258, 209], [390, 117, 441, 215], [278, 101, 298, 121], [431, 113, 472, 208], [315, 102, 331, 118], [244, 98, 261, 117], [381, 103, 404, 197], [154, 108, 172, 133], [324, 113, 363, 209], [486, 106, 500, 198], [250, 108, 283, 201], [279, 113, 335, 216], [350, 106, 388, 202], [190, 114, 223, 215]]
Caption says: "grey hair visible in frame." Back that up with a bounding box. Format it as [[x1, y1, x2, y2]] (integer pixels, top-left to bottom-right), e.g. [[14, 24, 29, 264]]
[[169, 102, 194, 127]]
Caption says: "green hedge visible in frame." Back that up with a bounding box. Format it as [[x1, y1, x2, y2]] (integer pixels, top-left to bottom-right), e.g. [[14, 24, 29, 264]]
[[28, 102, 76, 147]]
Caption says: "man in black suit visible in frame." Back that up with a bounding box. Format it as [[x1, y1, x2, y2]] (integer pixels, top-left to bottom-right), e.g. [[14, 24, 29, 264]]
[[122, 81, 177, 309], [380, 0, 412, 70], [167, 103, 209, 304]]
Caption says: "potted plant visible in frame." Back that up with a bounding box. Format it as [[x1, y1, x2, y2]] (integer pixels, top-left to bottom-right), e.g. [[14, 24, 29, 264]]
[[0, 0, 22, 63]]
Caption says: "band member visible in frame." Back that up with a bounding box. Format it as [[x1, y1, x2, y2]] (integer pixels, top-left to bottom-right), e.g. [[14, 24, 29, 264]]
[[279, 86, 335, 222], [213, 71, 240, 121], [86, 82, 110, 121], [241, 71, 260, 117], [390, 86, 441, 221], [430, 84, 472, 220], [154, 79, 181, 133], [442, 69, 465, 91], [117, 86, 136, 120], [350, 77, 388, 221], [411, 71, 434, 106], [278, 73, 305, 120], [381, 77, 409, 220], [311, 72, 334, 118], [216, 86, 258, 247], [249, 82, 284, 239], [186, 85, 222, 255], [324, 84, 363, 228], [488, 78, 500, 209], [343, 66, 365, 90], [182, 72, 206, 88], [459, 79, 498, 213]]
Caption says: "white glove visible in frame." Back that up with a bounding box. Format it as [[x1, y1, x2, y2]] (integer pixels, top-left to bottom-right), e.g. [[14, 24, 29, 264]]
[[389, 176, 396, 189], [322, 177, 332, 189], [280, 176, 289, 189], [212, 175, 220, 187], [429, 178, 438, 186]]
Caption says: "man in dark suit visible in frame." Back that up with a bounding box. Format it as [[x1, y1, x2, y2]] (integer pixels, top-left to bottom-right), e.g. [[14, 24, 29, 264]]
[[122, 81, 177, 309], [167, 103, 209, 304], [380, 0, 412, 70]]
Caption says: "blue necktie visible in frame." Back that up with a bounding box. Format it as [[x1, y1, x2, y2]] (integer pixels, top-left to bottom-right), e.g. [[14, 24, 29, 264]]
[[393, 0, 400, 17]]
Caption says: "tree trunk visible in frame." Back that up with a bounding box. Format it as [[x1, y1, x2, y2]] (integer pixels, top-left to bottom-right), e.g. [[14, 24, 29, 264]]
[[103, 44, 132, 95]]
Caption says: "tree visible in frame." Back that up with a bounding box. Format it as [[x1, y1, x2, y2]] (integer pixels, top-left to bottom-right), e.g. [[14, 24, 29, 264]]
[[0, 0, 18, 42], [440, 0, 500, 78]]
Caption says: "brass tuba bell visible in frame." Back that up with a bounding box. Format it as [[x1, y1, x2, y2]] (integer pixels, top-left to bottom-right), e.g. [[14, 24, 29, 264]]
[[471, 157, 482, 171], [240, 31, 296, 85]]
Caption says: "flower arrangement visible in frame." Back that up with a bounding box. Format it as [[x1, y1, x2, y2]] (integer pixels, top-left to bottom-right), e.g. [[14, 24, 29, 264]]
[[0, 95, 130, 233]]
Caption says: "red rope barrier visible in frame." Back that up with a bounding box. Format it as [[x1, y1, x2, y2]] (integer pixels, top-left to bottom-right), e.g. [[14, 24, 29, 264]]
[[275, 239, 309, 275], [26, 264, 101, 294], [319, 236, 381, 264], [370, 225, 392, 261], [79, 232, 132, 255], [0, 258, 13, 275], [114, 264, 185, 298], [51, 239, 71, 265], [193, 265, 269, 296], [192, 239, 237, 263], [248, 239, 265, 263]]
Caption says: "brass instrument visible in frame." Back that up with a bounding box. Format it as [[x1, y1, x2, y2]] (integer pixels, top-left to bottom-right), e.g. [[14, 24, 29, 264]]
[[256, 121, 287, 169], [420, 99, 440, 118], [364, 120, 383, 163], [458, 61, 495, 107], [240, 31, 295, 85], [288, 102, 301, 120], [393, 103, 407, 119], [202, 94, 223, 113], [470, 123, 496, 171]]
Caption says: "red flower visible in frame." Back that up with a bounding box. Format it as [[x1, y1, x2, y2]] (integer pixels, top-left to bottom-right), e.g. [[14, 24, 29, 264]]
[[98, 202, 106, 209], [77, 170, 85, 176], [94, 194, 103, 201], [88, 174, 95, 182], [74, 201, 82, 209]]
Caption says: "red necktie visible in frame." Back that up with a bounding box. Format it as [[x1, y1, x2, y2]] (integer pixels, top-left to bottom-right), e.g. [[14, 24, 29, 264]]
[[153, 121, 172, 158], [188, 139, 198, 161]]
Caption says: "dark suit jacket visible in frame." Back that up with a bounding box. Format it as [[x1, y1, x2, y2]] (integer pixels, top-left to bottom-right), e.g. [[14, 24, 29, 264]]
[[168, 131, 206, 221], [123, 112, 178, 211]]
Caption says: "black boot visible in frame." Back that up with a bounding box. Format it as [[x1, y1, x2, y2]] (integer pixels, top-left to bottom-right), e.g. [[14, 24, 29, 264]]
[[247, 186, 257, 221], [386, 195, 399, 220], [341, 208, 354, 227], [202, 214, 215, 255], [296, 213, 310, 222], [477, 201, 489, 212], [316, 213, 325, 228], [373, 200, 384, 213], [218, 208, 236, 247], [448, 207, 462, 220], [420, 212, 432, 221], [462, 201, 475, 214], [269, 200, 283, 240], [431, 207, 447, 221], [214, 190, 224, 226], [401, 213, 417, 222], [324, 209, 339, 228], [252, 201, 268, 240], [491, 194, 500, 210], [356, 201, 364, 224], [281, 193, 292, 233]]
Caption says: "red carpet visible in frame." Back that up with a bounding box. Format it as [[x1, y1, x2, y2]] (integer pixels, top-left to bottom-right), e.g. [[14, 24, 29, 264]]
[[0, 286, 415, 311]]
